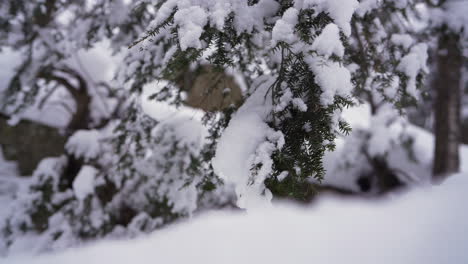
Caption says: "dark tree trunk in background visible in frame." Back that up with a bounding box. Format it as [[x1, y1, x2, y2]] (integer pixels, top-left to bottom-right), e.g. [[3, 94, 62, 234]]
[[433, 31, 462, 181], [0, 114, 67, 175], [0, 67, 92, 176]]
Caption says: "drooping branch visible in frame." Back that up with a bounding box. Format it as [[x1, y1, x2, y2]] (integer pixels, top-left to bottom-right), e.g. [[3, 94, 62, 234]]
[[37, 67, 91, 131]]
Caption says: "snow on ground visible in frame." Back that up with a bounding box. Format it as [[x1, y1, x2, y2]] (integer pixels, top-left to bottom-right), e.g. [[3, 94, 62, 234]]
[[3, 172, 468, 264], [2, 122, 467, 263], [1, 101, 468, 263]]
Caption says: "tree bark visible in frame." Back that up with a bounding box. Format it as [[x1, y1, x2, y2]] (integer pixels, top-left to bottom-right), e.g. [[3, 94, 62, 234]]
[[28, 67, 92, 185], [433, 31, 462, 181]]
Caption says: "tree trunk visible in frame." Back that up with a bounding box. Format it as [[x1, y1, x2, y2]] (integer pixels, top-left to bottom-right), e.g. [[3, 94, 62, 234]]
[[433, 31, 462, 181], [67, 91, 91, 131], [0, 113, 67, 175]]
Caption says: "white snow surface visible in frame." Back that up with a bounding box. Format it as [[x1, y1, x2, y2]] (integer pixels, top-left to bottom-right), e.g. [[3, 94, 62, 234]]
[[391, 33, 414, 50], [397, 43, 428, 98], [306, 56, 353, 105], [72, 166, 98, 200], [311, 23, 345, 58], [66, 130, 101, 161], [173, 6, 208, 51], [356, 0, 379, 16], [294, 0, 359, 37], [321, 103, 446, 192], [271, 7, 299, 45], [149, 0, 279, 50], [4, 173, 468, 264], [430, 1, 468, 38], [140, 82, 207, 149], [212, 77, 281, 210], [141, 81, 205, 122]]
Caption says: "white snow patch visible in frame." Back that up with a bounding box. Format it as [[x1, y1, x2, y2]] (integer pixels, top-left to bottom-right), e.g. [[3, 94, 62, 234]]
[[306, 56, 353, 105], [296, 0, 359, 37], [212, 77, 279, 210], [391, 34, 414, 50], [73, 166, 98, 200], [397, 43, 428, 98], [271, 8, 299, 45], [5, 173, 468, 264], [356, 0, 379, 16], [66, 130, 101, 161], [312, 23, 344, 58], [173, 6, 208, 51]]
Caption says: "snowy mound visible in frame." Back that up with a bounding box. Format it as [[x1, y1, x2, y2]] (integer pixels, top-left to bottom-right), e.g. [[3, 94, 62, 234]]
[[5, 174, 468, 264]]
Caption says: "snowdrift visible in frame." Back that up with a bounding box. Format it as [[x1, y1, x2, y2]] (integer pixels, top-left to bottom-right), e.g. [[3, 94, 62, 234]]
[[4, 173, 467, 264]]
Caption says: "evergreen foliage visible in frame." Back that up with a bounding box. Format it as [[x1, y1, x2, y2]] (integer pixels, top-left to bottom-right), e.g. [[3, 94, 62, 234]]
[[0, 0, 435, 254]]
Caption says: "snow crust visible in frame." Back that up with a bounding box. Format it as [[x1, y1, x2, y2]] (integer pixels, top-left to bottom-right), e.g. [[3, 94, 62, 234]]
[[4, 173, 468, 264]]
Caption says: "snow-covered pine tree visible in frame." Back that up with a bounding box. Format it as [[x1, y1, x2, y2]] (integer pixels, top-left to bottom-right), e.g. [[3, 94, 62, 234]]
[[130, 0, 430, 205], [0, 0, 433, 254], [325, 0, 430, 194], [131, 0, 360, 208], [0, 0, 232, 252]]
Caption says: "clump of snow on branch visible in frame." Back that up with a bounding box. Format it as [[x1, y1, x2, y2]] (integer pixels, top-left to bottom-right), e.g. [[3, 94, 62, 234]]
[[294, 0, 359, 37], [148, 0, 280, 51], [271, 8, 299, 45], [173, 6, 208, 50], [391, 34, 414, 50], [213, 77, 284, 209], [306, 57, 353, 105], [66, 130, 101, 161], [430, 1, 468, 38], [397, 43, 428, 98], [311, 23, 345, 58], [73, 166, 98, 201], [356, 0, 380, 16]]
